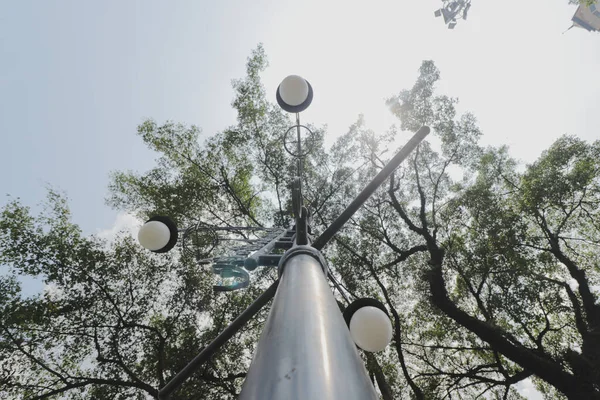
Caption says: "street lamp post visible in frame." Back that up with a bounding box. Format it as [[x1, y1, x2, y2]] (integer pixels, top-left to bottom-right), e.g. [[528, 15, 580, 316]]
[[139, 75, 430, 399]]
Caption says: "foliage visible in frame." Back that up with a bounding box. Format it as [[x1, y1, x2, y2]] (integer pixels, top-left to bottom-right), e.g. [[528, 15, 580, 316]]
[[0, 190, 269, 399], [2, 46, 599, 399]]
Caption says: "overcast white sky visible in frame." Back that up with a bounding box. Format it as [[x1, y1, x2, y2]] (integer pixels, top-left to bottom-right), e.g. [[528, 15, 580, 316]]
[[1, 1, 598, 396], [1, 0, 598, 235]]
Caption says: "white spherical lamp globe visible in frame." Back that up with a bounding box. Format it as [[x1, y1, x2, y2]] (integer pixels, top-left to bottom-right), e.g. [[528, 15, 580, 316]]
[[279, 75, 309, 106], [276, 75, 313, 113], [349, 306, 393, 352], [138, 220, 171, 251]]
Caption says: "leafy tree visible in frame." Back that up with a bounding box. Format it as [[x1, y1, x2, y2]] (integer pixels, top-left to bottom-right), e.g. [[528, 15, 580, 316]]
[[0, 190, 270, 399], [2, 45, 599, 400], [332, 61, 600, 398]]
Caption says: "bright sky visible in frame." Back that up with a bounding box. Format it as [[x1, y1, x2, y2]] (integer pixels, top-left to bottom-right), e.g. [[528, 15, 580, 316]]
[[2, 0, 598, 234], [1, 1, 598, 396]]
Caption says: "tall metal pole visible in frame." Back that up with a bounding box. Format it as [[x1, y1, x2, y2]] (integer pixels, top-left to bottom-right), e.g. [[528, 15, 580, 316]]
[[239, 251, 378, 400]]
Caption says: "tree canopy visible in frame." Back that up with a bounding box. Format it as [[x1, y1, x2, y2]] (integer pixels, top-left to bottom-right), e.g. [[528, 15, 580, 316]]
[[1, 46, 599, 399]]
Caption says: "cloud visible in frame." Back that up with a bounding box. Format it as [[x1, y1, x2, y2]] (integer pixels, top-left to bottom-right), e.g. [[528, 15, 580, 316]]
[[516, 379, 543, 400], [96, 213, 142, 243]]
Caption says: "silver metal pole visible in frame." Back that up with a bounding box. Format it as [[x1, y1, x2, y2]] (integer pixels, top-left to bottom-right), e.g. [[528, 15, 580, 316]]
[[239, 252, 378, 400]]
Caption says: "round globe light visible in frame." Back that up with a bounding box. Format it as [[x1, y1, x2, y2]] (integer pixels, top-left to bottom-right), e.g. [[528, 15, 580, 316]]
[[279, 75, 309, 106], [349, 306, 393, 352], [138, 220, 171, 251]]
